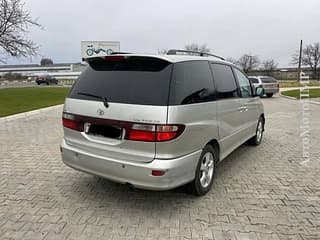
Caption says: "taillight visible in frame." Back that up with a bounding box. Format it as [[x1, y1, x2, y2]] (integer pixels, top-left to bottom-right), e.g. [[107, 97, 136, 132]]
[[62, 113, 83, 131], [126, 124, 184, 142], [156, 125, 179, 141]]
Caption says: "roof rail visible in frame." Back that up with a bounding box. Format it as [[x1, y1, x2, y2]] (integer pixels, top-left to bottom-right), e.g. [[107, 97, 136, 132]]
[[167, 49, 225, 60]]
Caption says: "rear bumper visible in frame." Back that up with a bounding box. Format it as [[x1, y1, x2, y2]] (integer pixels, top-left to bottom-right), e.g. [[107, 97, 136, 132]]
[[60, 139, 200, 190]]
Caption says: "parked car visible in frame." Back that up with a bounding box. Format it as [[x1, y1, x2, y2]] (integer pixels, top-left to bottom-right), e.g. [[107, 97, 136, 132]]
[[60, 50, 265, 196], [248, 76, 279, 97], [36, 75, 58, 85]]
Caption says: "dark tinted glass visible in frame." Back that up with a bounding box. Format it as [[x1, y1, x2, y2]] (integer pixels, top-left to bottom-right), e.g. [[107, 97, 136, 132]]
[[69, 57, 172, 106], [249, 78, 259, 83], [169, 61, 215, 105], [234, 68, 253, 97], [261, 77, 277, 83], [211, 64, 239, 99]]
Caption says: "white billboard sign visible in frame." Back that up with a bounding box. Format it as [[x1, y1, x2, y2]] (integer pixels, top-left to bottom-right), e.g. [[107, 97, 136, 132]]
[[81, 41, 120, 59]]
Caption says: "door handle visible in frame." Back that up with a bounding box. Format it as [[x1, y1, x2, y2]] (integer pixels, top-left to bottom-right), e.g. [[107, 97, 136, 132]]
[[238, 106, 248, 112], [238, 106, 245, 111]]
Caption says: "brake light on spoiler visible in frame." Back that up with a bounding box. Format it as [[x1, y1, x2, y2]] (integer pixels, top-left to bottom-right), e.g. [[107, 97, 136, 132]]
[[62, 113, 185, 142]]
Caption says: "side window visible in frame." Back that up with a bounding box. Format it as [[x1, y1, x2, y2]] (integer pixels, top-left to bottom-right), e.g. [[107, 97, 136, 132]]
[[170, 61, 215, 105], [234, 68, 253, 97], [211, 63, 239, 99]]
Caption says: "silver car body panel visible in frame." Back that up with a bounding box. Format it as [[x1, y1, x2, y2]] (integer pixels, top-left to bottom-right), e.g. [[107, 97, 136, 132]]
[[61, 139, 201, 190], [157, 102, 219, 159]]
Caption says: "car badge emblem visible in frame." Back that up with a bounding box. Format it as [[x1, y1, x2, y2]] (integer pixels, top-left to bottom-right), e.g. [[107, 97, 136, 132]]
[[97, 109, 104, 116]]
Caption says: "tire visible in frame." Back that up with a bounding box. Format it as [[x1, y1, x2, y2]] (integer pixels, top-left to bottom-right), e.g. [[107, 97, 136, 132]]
[[86, 49, 94, 56], [46, 82, 49, 85], [187, 145, 217, 196], [266, 93, 273, 98], [248, 116, 264, 146]]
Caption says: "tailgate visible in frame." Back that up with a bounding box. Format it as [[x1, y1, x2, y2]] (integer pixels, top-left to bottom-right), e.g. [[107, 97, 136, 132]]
[[63, 98, 168, 163]]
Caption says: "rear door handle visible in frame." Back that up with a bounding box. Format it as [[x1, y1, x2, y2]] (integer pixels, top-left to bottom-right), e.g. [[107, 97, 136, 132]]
[[238, 106, 248, 112]]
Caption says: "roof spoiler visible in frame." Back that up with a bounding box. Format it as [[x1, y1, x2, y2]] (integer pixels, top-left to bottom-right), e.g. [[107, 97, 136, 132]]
[[167, 49, 225, 60]]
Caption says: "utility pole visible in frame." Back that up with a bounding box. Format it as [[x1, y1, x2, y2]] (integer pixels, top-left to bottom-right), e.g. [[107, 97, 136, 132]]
[[298, 40, 303, 81]]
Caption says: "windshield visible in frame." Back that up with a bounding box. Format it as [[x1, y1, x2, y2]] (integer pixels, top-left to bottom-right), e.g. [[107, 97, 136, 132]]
[[69, 57, 172, 106]]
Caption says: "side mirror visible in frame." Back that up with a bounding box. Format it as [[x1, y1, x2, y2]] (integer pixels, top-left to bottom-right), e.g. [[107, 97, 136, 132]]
[[255, 87, 265, 97]]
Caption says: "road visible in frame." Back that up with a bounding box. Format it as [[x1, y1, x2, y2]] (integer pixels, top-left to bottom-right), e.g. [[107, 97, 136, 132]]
[[0, 95, 319, 240]]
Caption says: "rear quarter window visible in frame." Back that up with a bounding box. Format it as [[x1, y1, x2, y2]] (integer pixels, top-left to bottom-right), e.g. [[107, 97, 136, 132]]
[[169, 61, 215, 105]]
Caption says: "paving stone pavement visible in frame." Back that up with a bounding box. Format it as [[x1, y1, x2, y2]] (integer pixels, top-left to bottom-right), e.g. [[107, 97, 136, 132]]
[[1, 95, 320, 240]]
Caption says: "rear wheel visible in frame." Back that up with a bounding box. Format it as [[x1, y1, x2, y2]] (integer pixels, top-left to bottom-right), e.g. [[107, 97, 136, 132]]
[[248, 117, 264, 145], [266, 93, 273, 97], [187, 145, 217, 196]]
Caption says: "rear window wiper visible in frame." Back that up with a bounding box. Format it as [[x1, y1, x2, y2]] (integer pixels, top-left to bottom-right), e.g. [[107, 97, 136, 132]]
[[77, 92, 109, 108]]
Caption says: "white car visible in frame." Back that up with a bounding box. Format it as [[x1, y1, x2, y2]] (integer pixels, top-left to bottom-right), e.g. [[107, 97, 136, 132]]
[[249, 76, 279, 97]]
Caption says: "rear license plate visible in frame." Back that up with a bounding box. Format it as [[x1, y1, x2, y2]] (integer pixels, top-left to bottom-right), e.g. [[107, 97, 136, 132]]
[[85, 123, 122, 139]]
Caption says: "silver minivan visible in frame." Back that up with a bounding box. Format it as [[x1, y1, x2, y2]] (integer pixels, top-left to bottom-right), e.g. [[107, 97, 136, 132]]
[[61, 50, 265, 195]]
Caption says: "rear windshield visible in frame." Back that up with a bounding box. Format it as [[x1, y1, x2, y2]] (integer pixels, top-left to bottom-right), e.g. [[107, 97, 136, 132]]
[[249, 78, 259, 83], [261, 77, 277, 83], [69, 57, 172, 106]]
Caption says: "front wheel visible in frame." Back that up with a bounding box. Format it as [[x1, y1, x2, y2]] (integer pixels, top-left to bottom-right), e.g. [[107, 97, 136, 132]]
[[248, 117, 264, 145], [187, 145, 217, 196], [266, 93, 273, 97]]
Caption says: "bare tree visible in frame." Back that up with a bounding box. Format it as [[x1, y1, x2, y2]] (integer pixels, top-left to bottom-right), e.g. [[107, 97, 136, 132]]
[[261, 59, 278, 76], [40, 58, 53, 66], [0, 0, 41, 62], [237, 54, 260, 73], [292, 42, 320, 79], [226, 57, 238, 65], [185, 43, 210, 54]]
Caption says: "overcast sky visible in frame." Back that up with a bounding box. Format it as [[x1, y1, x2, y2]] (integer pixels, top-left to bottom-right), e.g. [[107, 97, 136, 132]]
[[6, 0, 320, 67]]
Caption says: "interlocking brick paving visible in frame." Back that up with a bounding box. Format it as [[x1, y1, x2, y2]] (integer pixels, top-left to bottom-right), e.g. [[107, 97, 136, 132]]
[[1, 95, 319, 240]]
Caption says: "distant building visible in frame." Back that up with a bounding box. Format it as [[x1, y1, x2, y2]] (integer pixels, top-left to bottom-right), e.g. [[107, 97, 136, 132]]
[[0, 63, 87, 79], [248, 67, 319, 80]]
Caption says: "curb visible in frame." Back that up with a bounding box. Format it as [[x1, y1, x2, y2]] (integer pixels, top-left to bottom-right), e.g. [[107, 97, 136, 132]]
[[0, 104, 64, 123], [279, 92, 297, 100], [309, 100, 320, 105], [279, 92, 320, 105]]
